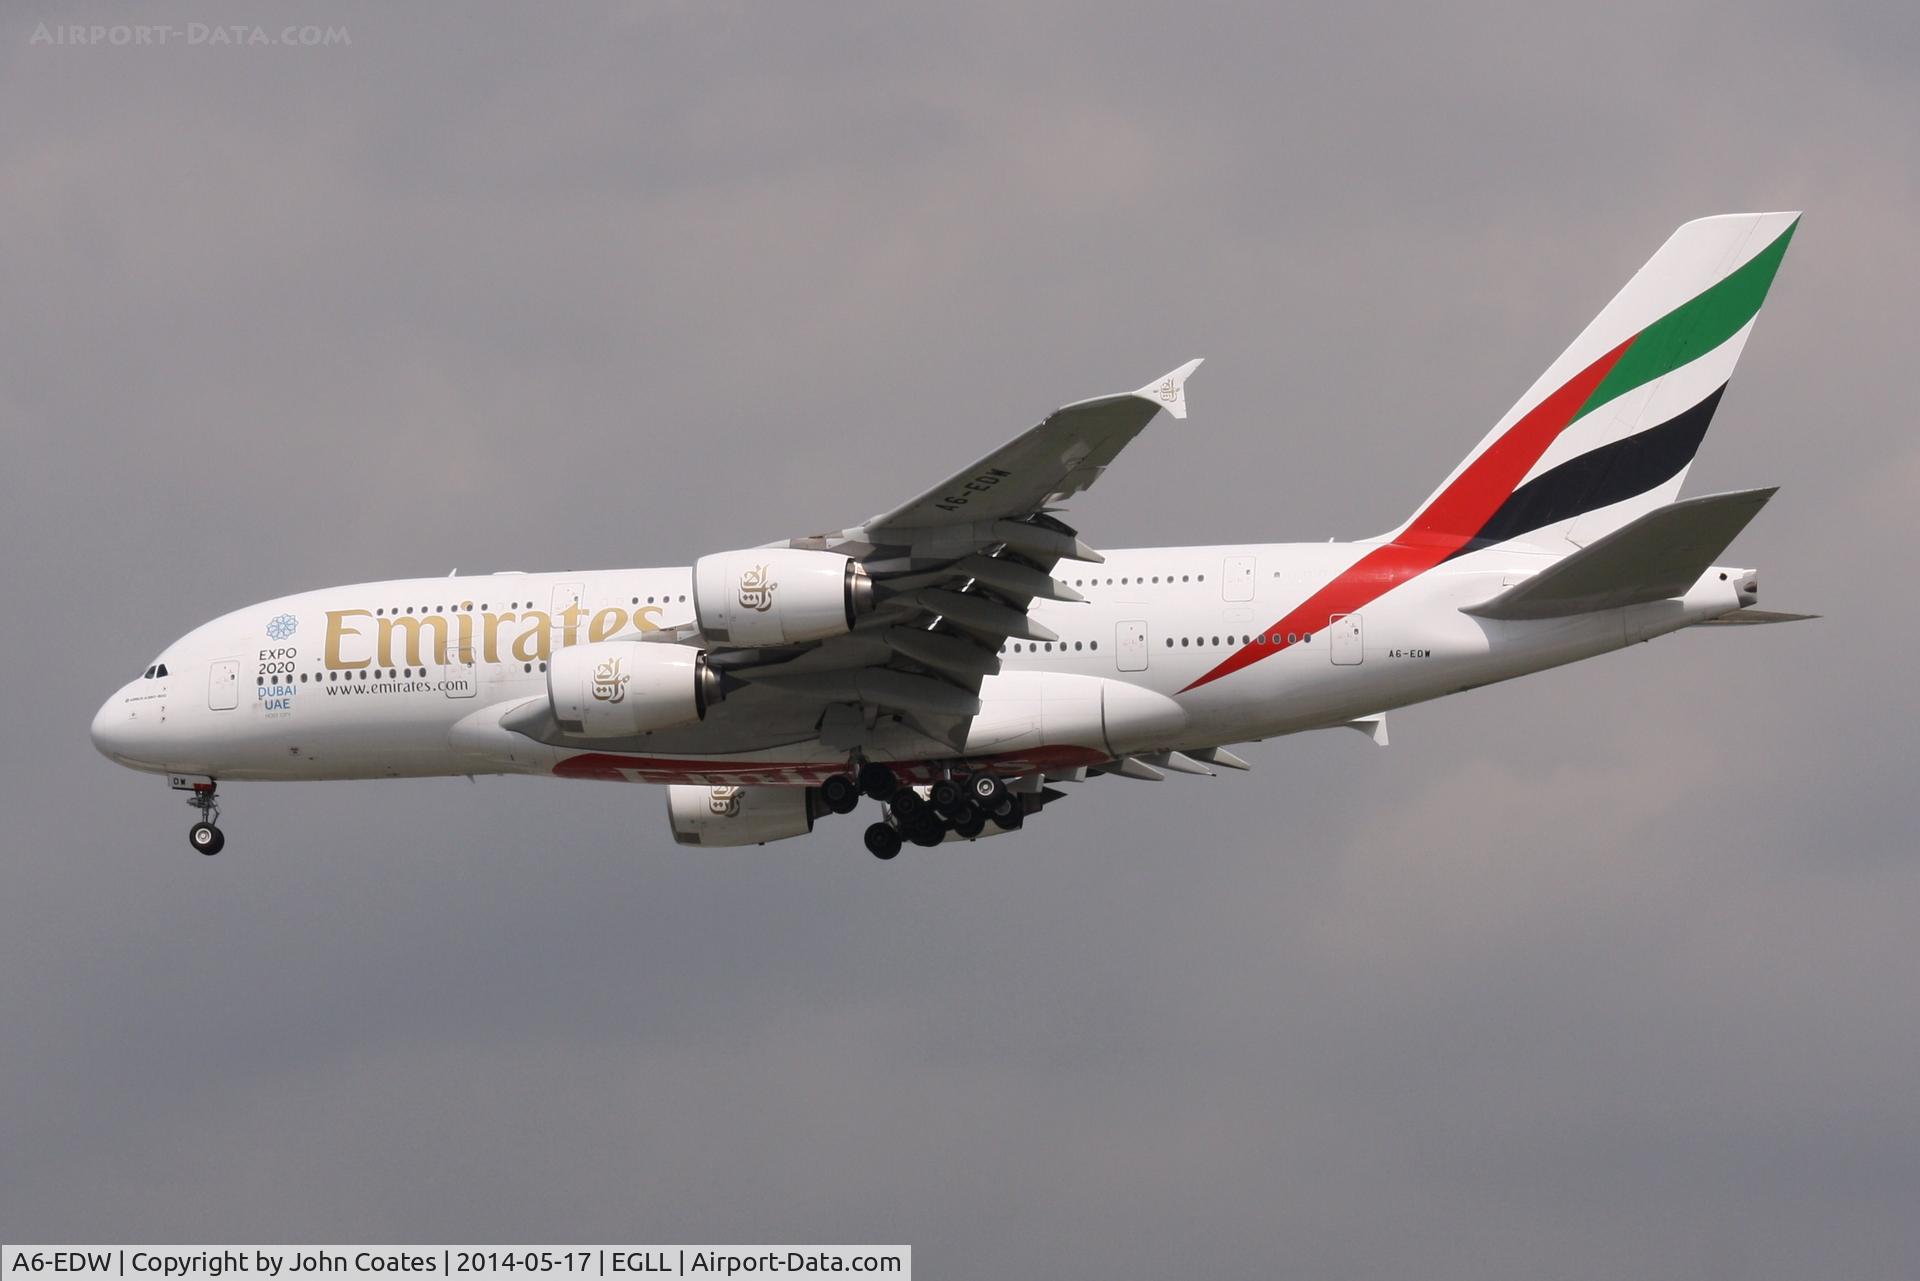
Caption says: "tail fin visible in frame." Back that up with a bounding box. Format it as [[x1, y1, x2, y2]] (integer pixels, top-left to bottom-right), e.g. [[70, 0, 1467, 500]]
[[1388, 212, 1799, 556]]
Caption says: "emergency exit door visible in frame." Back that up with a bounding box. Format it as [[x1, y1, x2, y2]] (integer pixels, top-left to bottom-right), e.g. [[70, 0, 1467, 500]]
[[442, 643, 477, 698], [207, 659, 240, 710], [1329, 613, 1364, 665], [1116, 620, 1149, 672], [1222, 555, 1256, 602]]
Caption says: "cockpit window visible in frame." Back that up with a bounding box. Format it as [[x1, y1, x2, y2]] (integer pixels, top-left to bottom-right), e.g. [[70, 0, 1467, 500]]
[[144, 666, 156, 679], [141, 663, 169, 679], [156, 663, 169, 678]]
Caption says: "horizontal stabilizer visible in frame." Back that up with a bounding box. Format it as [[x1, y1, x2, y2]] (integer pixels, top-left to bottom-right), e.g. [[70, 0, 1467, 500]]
[[1463, 487, 1775, 621]]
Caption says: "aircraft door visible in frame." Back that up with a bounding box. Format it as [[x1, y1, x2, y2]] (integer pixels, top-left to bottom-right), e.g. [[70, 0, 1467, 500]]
[[207, 659, 240, 710], [1330, 613, 1364, 665], [1222, 555, 1255, 602], [442, 642, 477, 699], [1116, 620, 1148, 672]]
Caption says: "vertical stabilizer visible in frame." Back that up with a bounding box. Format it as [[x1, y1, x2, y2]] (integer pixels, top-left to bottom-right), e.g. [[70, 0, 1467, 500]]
[[1388, 212, 1798, 555]]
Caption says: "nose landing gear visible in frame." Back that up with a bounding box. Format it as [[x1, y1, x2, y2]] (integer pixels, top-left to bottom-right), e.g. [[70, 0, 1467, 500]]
[[185, 782, 224, 855]]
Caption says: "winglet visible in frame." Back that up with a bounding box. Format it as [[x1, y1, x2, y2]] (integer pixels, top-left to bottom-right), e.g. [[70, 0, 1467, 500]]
[[1133, 358, 1204, 420]]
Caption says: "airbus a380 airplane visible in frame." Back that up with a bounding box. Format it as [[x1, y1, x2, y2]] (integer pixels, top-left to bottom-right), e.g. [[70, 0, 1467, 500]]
[[93, 213, 1810, 859]]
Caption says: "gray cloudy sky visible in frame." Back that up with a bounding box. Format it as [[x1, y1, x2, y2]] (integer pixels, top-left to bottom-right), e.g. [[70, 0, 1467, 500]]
[[3, 1, 1916, 1275]]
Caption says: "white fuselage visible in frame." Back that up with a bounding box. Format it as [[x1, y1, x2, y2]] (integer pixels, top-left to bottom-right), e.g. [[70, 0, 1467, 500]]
[[91, 539, 1751, 788]]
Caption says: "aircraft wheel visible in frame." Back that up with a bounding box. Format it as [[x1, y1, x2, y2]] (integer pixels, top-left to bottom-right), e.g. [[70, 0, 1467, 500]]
[[864, 823, 902, 860], [953, 809, 988, 839], [820, 774, 860, 814], [908, 819, 946, 848], [969, 772, 1007, 809], [929, 778, 967, 817], [190, 822, 225, 856], [857, 762, 898, 801], [890, 789, 928, 823], [988, 803, 1024, 832]]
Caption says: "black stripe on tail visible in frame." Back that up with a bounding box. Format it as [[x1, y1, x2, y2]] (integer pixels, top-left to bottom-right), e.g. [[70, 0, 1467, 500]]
[[1446, 383, 1726, 559]]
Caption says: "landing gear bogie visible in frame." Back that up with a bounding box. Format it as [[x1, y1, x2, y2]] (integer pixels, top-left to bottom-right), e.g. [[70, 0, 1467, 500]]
[[189, 822, 225, 855]]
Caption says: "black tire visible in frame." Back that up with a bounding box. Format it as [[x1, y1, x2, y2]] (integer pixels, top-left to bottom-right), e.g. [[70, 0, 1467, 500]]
[[929, 778, 966, 817], [952, 809, 988, 839], [908, 819, 946, 848], [857, 762, 898, 801], [820, 774, 860, 814], [890, 789, 927, 822], [864, 823, 902, 860], [989, 803, 1025, 832], [969, 772, 1007, 808], [190, 822, 224, 856]]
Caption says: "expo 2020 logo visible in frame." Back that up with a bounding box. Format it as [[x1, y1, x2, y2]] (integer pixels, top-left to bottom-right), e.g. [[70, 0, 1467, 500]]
[[265, 614, 299, 641]]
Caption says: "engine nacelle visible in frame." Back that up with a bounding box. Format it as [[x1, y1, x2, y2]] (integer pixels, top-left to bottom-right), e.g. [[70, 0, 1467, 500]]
[[693, 547, 874, 647], [667, 784, 822, 846], [547, 641, 722, 737]]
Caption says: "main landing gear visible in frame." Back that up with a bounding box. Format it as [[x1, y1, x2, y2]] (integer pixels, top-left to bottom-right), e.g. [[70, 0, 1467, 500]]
[[824, 763, 1023, 860], [186, 781, 225, 856]]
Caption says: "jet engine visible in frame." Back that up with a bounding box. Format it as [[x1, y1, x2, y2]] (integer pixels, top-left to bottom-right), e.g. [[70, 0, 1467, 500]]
[[547, 641, 723, 737], [693, 548, 875, 647], [666, 784, 824, 846]]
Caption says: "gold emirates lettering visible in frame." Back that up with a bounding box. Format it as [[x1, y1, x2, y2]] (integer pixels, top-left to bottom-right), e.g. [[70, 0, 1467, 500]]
[[325, 605, 664, 669]]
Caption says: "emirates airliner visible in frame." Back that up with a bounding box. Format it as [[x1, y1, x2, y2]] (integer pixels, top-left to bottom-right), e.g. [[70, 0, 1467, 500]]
[[93, 212, 1809, 859]]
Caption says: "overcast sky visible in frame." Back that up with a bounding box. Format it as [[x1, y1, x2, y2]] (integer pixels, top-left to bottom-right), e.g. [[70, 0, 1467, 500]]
[[3, 2, 1916, 1276]]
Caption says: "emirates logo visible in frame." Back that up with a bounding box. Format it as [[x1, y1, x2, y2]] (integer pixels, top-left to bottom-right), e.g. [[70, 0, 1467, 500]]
[[707, 786, 743, 816], [590, 656, 629, 704], [738, 564, 777, 612]]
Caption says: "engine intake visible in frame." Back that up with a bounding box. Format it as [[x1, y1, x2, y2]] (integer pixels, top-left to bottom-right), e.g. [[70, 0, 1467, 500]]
[[667, 784, 823, 846], [547, 641, 722, 738], [693, 548, 874, 647]]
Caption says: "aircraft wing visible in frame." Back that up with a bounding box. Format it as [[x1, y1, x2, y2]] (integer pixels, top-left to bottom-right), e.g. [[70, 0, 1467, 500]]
[[718, 360, 1205, 749], [860, 359, 1203, 535]]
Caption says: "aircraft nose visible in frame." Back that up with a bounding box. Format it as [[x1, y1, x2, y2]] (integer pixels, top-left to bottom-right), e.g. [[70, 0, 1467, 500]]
[[91, 683, 158, 765], [90, 690, 130, 759]]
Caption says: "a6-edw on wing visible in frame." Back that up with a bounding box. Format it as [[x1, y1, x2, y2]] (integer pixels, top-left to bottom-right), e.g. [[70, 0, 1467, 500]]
[[859, 357, 1204, 536]]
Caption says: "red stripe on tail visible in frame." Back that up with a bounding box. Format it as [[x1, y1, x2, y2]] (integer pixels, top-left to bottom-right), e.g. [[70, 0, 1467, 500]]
[[1180, 335, 1634, 693]]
